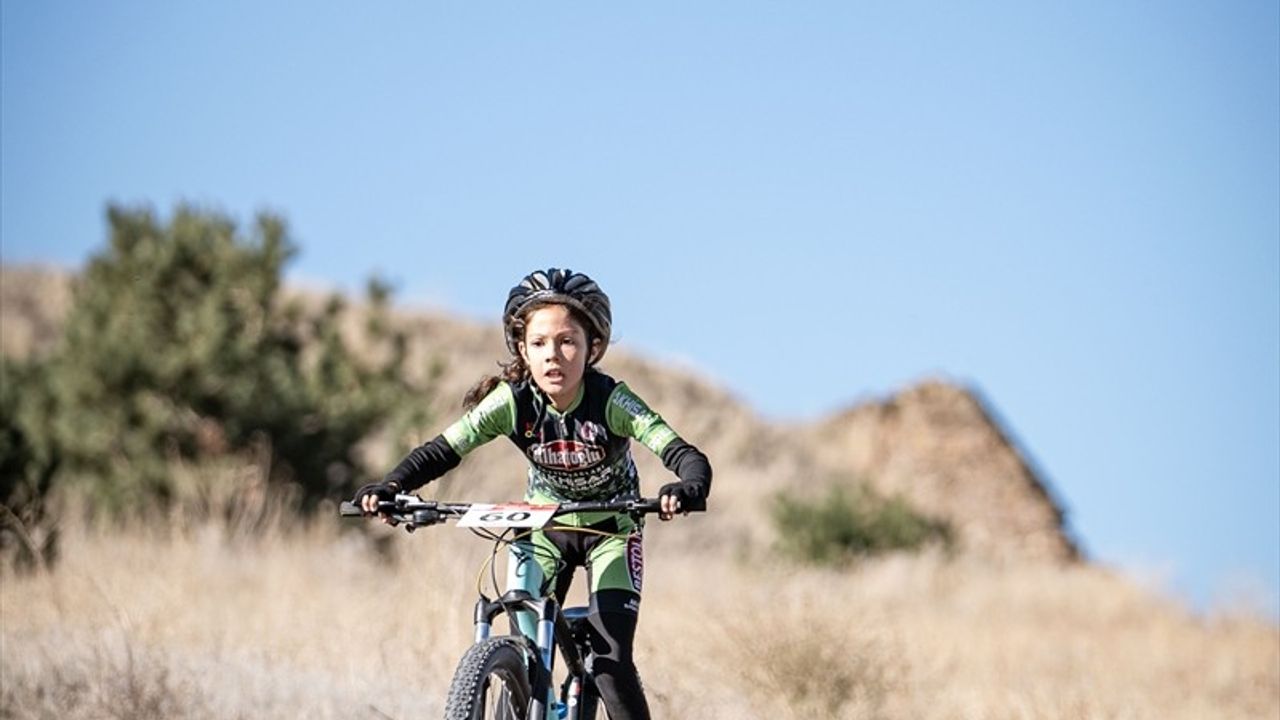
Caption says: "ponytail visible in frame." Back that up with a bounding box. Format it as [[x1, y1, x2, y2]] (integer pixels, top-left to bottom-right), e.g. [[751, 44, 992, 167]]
[[464, 308, 534, 409], [463, 356, 529, 410]]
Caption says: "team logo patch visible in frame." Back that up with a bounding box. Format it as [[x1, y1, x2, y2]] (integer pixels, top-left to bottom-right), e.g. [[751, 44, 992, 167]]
[[529, 440, 606, 470], [626, 533, 644, 593]]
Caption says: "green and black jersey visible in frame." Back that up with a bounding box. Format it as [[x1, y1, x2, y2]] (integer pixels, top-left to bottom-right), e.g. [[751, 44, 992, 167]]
[[383, 369, 711, 525]]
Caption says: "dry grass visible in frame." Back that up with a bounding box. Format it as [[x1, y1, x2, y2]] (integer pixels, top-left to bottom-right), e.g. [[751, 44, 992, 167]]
[[3, 507, 1276, 720], [3, 266, 1273, 719]]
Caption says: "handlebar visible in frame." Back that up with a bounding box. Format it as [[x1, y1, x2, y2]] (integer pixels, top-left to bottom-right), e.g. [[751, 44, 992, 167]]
[[339, 494, 683, 531]]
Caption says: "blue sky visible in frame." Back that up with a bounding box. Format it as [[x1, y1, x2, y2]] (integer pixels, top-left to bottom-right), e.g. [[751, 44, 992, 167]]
[[3, 1, 1277, 614]]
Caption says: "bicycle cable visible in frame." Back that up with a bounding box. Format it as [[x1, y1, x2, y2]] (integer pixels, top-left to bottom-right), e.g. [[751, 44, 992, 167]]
[[472, 524, 638, 598]]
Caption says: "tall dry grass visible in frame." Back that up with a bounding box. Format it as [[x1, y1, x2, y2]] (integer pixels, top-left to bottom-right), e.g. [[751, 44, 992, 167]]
[[2, 497, 1277, 720]]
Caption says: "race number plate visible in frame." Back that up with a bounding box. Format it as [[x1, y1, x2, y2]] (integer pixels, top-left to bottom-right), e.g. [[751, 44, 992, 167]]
[[456, 503, 559, 529]]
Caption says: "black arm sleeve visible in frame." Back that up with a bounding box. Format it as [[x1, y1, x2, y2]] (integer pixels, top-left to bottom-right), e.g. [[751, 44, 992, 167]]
[[383, 434, 462, 492], [659, 439, 712, 497]]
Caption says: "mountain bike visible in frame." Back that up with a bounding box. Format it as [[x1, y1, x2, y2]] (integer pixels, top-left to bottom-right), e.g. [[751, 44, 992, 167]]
[[340, 494, 695, 720]]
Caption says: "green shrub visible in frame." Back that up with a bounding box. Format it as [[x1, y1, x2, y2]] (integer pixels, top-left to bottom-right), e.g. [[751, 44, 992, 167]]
[[37, 203, 430, 516], [0, 357, 61, 569], [770, 483, 952, 564]]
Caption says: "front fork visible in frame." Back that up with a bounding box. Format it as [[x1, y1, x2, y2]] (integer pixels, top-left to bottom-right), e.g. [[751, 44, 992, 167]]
[[473, 591, 590, 720]]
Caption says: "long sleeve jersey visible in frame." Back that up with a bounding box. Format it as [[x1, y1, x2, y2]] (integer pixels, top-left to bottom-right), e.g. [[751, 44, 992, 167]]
[[384, 370, 712, 521]]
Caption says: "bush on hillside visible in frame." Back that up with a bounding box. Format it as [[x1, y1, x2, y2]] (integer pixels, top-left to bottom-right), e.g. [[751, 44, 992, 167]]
[[11, 204, 431, 525], [771, 483, 952, 564], [0, 358, 61, 569]]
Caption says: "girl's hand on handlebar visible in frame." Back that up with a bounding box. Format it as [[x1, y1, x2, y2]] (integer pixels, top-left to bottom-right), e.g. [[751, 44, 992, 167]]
[[658, 493, 680, 521], [353, 481, 400, 524], [657, 481, 705, 521]]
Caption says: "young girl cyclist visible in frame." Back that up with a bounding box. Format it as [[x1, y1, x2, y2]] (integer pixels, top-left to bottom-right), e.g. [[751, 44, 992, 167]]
[[353, 268, 713, 720]]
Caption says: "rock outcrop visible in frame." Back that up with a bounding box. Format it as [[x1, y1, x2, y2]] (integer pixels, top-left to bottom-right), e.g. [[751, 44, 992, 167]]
[[807, 382, 1079, 562]]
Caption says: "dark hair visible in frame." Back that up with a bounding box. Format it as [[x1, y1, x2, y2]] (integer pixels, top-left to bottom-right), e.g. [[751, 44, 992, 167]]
[[463, 300, 604, 409]]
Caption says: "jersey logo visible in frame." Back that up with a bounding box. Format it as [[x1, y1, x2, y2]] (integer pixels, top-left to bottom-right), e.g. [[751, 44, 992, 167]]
[[529, 440, 606, 470], [577, 420, 607, 444], [611, 392, 649, 418]]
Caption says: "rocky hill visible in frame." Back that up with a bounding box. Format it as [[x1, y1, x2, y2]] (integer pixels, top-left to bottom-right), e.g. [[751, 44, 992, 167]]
[[1, 265, 1078, 562], [805, 383, 1078, 561]]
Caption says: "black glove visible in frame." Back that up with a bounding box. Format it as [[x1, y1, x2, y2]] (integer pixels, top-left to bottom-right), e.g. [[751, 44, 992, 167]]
[[658, 481, 707, 513], [352, 480, 401, 514]]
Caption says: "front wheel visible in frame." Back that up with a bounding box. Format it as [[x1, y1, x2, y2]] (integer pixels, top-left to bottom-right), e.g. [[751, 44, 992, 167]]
[[445, 637, 533, 720]]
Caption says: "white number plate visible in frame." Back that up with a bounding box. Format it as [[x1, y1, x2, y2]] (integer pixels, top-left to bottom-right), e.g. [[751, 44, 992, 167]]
[[456, 503, 559, 529]]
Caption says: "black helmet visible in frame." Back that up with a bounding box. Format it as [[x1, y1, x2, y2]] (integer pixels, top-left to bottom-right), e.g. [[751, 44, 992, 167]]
[[504, 268, 612, 362]]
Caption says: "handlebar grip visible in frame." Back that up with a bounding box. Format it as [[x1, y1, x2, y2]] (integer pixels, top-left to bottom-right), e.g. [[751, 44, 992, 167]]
[[633, 498, 705, 514], [339, 501, 363, 517], [682, 497, 707, 513]]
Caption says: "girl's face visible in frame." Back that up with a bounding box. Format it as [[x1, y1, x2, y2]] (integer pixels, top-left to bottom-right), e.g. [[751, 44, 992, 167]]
[[519, 304, 596, 409]]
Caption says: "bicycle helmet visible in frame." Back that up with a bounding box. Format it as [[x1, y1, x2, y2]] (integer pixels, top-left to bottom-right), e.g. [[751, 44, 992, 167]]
[[504, 268, 612, 362]]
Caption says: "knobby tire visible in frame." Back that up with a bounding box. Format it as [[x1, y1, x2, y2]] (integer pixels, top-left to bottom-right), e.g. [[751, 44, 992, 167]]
[[444, 637, 532, 720]]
